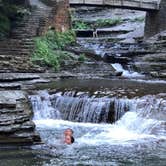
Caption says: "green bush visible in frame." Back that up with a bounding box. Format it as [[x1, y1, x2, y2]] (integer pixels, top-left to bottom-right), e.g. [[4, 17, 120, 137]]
[[95, 18, 122, 27], [130, 17, 145, 23], [32, 30, 77, 71], [72, 20, 90, 30], [78, 54, 85, 62], [72, 18, 122, 30]]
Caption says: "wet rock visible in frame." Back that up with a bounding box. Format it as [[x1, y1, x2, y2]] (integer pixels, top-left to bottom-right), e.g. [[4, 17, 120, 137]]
[[0, 83, 21, 90], [0, 73, 40, 82], [0, 91, 41, 146], [159, 72, 166, 78], [103, 53, 131, 64], [110, 71, 123, 77], [150, 71, 159, 78]]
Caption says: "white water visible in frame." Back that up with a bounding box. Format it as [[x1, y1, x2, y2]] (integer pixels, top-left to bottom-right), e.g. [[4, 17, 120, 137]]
[[31, 91, 166, 146], [34, 111, 165, 146], [30, 90, 166, 165], [112, 63, 144, 78], [30, 91, 132, 122]]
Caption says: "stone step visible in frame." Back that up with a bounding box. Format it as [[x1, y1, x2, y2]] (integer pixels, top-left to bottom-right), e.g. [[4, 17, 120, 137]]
[[0, 55, 12, 60], [0, 51, 30, 55], [135, 62, 166, 72], [0, 83, 21, 90], [0, 108, 24, 114], [0, 100, 16, 109], [0, 47, 31, 51], [0, 38, 33, 42], [0, 43, 34, 47], [0, 55, 30, 59]]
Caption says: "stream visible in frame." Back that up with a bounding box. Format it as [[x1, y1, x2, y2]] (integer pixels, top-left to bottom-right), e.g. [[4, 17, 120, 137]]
[[1, 79, 166, 166], [0, 5, 166, 166]]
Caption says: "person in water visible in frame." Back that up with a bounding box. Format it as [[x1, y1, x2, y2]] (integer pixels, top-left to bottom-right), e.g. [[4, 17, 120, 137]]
[[64, 128, 73, 137], [64, 135, 75, 145], [64, 128, 75, 144]]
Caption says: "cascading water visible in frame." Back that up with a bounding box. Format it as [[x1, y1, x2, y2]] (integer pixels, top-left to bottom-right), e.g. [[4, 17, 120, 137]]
[[30, 91, 133, 123], [112, 63, 144, 78], [29, 90, 166, 165]]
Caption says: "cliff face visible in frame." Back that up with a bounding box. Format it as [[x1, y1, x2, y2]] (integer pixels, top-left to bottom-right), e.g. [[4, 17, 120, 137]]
[[0, 91, 41, 146]]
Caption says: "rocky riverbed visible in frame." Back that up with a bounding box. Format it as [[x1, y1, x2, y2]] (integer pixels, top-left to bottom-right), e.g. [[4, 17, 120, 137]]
[[71, 6, 166, 79], [0, 1, 166, 150]]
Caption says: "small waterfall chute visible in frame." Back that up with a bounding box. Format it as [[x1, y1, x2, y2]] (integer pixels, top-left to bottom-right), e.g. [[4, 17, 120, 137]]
[[30, 91, 166, 138], [112, 63, 144, 78], [30, 91, 133, 123]]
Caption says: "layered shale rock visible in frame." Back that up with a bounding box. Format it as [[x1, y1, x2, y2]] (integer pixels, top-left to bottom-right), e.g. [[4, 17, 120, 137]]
[[134, 31, 166, 78], [0, 91, 41, 146]]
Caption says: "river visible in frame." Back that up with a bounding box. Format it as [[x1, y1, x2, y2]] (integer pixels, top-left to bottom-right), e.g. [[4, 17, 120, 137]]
[[0, 4, 166, 166], [0, 78, 166, 166]]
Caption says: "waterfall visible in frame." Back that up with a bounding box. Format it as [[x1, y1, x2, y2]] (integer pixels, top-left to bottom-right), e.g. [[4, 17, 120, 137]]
[[30, 91, 166, 137], [30, 90, 166, 162], [30, 91, 134, 123], [30, 91, 61, 120], [112, 63, 144, 78]]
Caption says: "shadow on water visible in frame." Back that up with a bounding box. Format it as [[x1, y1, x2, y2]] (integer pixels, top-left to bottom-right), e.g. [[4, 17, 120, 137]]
[[32, 78, 166, 98]]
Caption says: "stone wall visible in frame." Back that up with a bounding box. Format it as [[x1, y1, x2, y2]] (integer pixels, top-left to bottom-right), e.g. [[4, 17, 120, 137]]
[[145, 0, 166, 38]]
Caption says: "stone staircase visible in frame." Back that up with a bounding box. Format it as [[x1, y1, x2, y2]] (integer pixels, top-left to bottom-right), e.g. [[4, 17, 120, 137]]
[[0, 3, 52, 73]]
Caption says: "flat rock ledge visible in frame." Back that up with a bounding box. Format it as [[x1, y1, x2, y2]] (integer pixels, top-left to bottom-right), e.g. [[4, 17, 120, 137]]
[[0, 91, 41, 147]]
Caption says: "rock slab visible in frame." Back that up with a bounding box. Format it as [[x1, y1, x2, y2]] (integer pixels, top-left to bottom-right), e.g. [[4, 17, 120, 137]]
[[0, 91, 41, 146]]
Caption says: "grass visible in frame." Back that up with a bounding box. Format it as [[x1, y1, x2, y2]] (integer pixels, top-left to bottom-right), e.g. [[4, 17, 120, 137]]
[[32, 30, 85, 71]]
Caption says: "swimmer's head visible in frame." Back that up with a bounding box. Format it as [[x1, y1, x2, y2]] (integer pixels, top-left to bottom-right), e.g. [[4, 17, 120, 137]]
[[64, 135, 75, 145], [64, 128, 73, 136]]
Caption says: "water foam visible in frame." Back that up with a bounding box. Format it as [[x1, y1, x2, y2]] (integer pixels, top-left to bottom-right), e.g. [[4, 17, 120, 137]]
[[112, 63, 144, 78]]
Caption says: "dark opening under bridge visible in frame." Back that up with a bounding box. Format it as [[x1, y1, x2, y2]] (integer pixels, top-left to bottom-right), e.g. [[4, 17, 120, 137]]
[[69, 0, 166, 38]]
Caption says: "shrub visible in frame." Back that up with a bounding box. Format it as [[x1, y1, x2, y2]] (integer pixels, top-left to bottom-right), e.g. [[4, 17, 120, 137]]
[[78, 54, 86, 62], [131, 16, 145, 23], [95, 18, 122, 27], [32, 30, 77, 71], [72, 20, 90, 30]]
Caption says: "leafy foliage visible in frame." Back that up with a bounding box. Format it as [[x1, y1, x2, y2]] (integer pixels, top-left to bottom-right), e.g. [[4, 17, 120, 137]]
[[78, 54, 86, 62], [95, 18, 122, 27], [72, 20, 90, 30], [32, 30, 78, 71], [130, 16, 145, 23], [72, 18, 122, 30]]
